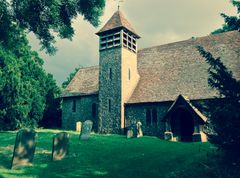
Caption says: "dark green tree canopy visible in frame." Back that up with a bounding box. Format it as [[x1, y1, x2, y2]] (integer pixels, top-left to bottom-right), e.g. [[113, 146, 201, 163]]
[[1, 0, 105, 54], [212, 0, 240, 34], [197, 46, 240, 159], [0, 0, 106, 130], [62, 66, 82, 89]]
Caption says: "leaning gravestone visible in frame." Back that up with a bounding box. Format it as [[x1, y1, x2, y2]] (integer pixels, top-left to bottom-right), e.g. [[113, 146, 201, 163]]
[[126, 130, 133, 139], [52, 132, 70, 161], [80, 120, 93, 140], [11, 129, 37, 169], [76, 121, 82, 133], [136, 121, 143, 138]]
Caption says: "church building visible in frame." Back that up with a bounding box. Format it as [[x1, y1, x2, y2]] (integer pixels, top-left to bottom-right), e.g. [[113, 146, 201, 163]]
[[61, 10, 240, 142]]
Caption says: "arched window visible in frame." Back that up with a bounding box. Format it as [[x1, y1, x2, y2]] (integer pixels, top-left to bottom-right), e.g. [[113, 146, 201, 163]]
[[152, 109, 158, 124], [146, 109, 151, 125], [92, 103, 97, 118], [72, 99, 76, 112]]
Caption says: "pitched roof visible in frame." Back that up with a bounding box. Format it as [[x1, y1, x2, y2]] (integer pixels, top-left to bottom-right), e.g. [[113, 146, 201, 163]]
[[61, 66, 99, 98], [163, 95, 207, 123], [128, 31, 240, 103], [96, 10, 140, 38], [62, 31, 240, 101]]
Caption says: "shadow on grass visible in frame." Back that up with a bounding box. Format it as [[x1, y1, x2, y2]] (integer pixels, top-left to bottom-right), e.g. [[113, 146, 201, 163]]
[[0, 153, 11, 169]]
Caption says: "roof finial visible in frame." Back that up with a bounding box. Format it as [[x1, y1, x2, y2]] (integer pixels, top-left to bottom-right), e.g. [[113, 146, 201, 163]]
[[115, 0, 124, 11]]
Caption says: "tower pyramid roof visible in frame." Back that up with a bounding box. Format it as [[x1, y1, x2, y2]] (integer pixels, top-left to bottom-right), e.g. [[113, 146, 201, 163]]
[[96, 10, 140, 38]]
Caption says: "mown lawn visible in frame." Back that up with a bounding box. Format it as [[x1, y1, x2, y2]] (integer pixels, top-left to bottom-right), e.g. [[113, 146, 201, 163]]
[[0, 129, 216, 178]]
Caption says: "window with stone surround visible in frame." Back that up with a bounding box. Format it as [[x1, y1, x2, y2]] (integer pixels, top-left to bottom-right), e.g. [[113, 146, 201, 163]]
[[72, 99, 76, 112]]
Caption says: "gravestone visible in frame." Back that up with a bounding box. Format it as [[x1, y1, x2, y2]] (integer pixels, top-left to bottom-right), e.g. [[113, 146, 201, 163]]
[[76, 121, 82, 133], [80, 120, 93, 140], [11, 129, 37, 169], [164, 131, 173, 141], [127, 130, 133, 139], [136, 121, 143, 138], [52, 132, 70, 161]]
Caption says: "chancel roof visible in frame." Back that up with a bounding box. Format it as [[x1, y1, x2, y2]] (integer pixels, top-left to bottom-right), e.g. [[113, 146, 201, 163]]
[[62, 31, 240, 103], [96, 10, 140, 38]]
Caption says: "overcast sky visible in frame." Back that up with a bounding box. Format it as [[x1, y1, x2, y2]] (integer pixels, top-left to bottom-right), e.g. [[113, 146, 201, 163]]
[[28, 0, 237, 86]]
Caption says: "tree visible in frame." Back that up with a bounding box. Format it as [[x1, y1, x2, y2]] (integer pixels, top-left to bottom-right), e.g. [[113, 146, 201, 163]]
[[212, 0, 240, 34], [0, 0, 106, 130], [62, 66, 82, 88], [0, 0, 106, 54], [197, 46, 240, 159]]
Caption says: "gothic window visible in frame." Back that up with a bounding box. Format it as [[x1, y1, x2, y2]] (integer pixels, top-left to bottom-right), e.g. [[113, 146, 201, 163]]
[[146, 109, 151, 125], [128, 68, 131, 80], [152, 109, 158, 124], [92, 103, 97, 118], [72, 99, 76, 112], [108, 99, 111, 112]]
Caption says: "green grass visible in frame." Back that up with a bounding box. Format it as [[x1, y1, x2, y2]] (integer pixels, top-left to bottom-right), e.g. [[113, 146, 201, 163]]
[[0, 129, 216, 178]]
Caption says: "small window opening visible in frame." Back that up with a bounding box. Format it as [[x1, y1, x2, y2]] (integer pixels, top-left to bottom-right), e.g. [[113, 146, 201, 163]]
[[146, 109, 151, 125], [109, 68, 112, 80], [152, 109, 158, 124], [72, 99, 76, 112], [108, 99, 111, 112], [128, 69, 131, 80], [92, 103, 97, 118]]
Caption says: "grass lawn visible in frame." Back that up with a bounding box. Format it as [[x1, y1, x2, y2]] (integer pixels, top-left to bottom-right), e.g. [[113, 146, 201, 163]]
[[0, 129, 216, 178]]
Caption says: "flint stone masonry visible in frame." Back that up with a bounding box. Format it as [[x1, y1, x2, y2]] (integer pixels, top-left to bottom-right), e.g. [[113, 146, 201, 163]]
[[11, 129, 37, 169], [80, 120, 93, 140], [52, 132, 70, 161], [62, 95, 98, 131]]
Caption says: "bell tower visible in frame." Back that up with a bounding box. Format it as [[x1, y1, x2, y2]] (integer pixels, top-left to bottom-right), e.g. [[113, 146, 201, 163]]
[[96, 10, 140, 134]]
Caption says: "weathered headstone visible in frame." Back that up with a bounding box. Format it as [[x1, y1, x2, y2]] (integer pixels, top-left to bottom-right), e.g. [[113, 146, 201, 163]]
[[164, 131, 173, 141], [76, 121, 82, 133], [127, 130, 133, 138], [11, 129, 37, 169], [80, 120, 93, 140], [136, 121, 143, 138], [52, 132, 70, 161]]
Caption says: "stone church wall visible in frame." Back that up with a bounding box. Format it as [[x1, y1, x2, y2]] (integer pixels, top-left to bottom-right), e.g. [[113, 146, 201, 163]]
[[62, 94, 99, 131], [125, 101, 172, 138], [125, 99, 210, 138]]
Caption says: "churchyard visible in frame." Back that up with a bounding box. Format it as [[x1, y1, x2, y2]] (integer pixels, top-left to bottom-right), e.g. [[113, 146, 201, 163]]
[[0, 128, 219, 178]]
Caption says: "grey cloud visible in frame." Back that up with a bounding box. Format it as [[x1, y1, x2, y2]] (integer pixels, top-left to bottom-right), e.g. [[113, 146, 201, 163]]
[[28, 0, 237, 85]]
